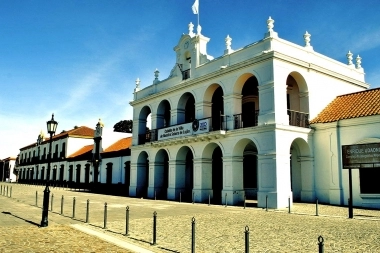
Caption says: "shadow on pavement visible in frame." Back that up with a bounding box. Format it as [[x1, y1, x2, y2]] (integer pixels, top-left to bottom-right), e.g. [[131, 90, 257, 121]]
[[1, 211, 40, 227]]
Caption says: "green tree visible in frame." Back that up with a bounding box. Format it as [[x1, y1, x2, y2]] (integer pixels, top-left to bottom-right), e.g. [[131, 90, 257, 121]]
[[113, 120, 133, 133]]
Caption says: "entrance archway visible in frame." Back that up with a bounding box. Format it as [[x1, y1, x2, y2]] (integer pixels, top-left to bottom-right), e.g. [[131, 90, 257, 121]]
[[212, 146, 223, 204], [290, 138, 313, 202], [176, 146, 194, 202], [154, 149, 169, 199]]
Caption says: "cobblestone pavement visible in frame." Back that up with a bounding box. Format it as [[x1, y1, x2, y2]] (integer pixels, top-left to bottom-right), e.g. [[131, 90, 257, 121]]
[[1, 183, 380, 252]]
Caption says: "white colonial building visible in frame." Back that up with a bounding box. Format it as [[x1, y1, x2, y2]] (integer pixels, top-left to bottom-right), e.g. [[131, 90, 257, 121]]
[[129, 17, 369, 209]]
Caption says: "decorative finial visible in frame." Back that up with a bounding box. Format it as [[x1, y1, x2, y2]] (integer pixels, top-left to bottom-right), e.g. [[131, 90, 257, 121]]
[[225, 35, 232, 50], [154, 69, 159, 80], [304, 31, 311, 47], [224, 35, 233, 55], [98, 118, 104, 128], [346, 51, 353, 65], [356, 55, 362, 69], [267, 16, 274, 32], [197, 24, 202, 35], [188, 22, 195, 37], [135, 78, 140, 88]]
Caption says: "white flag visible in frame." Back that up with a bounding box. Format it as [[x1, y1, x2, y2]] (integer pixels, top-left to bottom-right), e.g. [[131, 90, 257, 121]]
[[192, 0, 199, 14]]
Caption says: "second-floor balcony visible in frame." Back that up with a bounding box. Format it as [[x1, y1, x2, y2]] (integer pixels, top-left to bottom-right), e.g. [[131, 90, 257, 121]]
[[137, 111, 310, 145]]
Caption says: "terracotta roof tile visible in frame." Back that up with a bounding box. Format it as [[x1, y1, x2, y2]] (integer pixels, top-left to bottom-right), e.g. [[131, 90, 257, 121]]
[[49, 126, 94, 141], [68, 144, 94, 158], [310, 88, 380, 124], [103, 137, 132, 153]]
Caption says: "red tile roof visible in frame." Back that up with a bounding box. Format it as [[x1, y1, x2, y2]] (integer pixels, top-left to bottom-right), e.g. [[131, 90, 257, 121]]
[[103, 137, 132, 153], [68, 144, 94, 158], [310, 88, 380, 124]]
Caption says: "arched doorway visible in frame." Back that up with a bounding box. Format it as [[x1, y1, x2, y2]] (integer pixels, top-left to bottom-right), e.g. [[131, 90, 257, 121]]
[[137, 151, 149, 198], [212, 146, 223, 204], [242, 76, 259, 128], [153, 149, 169, 199], [178, 92, 196, 124], [157, 100, 171, 128], [286, 73, 309, 128], [212, 87, 224, 130], [176, 146, 194, 202], [138, 106, 152, 144], [290, 138, 313, 202]]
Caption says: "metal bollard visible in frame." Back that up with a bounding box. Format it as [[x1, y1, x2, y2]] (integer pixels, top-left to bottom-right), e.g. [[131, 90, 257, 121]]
[[192, 192, 194, 204], [51, 194, 54, 211], [288, 197, 291, 214], [0, 185, 2, 195], [104, 202, 107, 229], [6, 186, 8, 197], [208, 194, 210, 206], [225, 193, 227, 207], [180, 191, 182, 203], [10, 186, 12, 198], [61, 195, 64, 215], [72, 197, 76, 219], [125, 206, 129, 236], [266, 195, 268, 211], [152, 211, 157, 245], [191, 217, 196, 253], [36, 191, 38, 207], [155, 190, 156, 200], [244, 195, 246, 209], [316, 198, 319, 216], [86, 199, 90, 223], [318, 235, 324, 253], [245, 226, 250, 253]]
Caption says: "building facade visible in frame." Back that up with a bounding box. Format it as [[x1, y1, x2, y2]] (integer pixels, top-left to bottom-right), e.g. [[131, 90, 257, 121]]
[[129, 18, 368, 209], [0, 157, 17, 182]]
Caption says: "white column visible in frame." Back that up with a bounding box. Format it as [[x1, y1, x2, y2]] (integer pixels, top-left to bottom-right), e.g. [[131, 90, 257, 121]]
[[222, 156, 245, 205], [167, 160, 186, 200], [193, 158, 213, 203]]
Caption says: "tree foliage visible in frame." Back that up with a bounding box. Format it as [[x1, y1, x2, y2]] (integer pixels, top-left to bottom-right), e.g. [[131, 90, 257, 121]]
[[113, 120, 133, 133]]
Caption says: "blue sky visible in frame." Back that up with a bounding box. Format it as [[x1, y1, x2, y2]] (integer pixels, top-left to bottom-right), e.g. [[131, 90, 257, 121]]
[[1, 0, 380, 158]]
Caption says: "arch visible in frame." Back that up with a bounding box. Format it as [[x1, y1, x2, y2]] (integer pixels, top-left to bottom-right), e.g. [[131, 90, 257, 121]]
[[290, 137, 312, 201], [137, 105, 152, 144], [137, 151, 149, 197], [286, 72, 310, 127], [177, 92, 196, 124], [176, 146, 194, 201], [202, 83, 225, 131], [156, 100, 172, 128], [202, 142, 224, 204], [154, 149, 169, 199]]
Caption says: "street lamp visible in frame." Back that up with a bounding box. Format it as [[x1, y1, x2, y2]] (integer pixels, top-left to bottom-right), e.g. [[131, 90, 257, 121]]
[[40, 113, 58, 227]]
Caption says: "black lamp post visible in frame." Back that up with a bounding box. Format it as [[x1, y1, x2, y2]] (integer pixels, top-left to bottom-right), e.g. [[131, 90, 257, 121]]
[[40, 113, 58, 227]]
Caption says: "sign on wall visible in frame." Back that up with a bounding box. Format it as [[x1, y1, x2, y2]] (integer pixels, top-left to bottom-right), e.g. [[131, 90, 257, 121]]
[[342, 143, 380, 169], [157, 118, 210, 141]]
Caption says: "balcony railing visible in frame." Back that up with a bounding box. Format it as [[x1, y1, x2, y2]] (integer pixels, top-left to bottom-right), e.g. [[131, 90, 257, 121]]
[[288, 110, 309, 128], [233, 110, 259, 129]]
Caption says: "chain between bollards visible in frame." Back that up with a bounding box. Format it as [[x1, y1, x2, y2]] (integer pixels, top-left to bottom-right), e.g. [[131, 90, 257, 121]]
[[125, 206, 129, 236], [51, 194, 54, 211], [61, 195, 64, 215], [318, 235, 324, 253], [86, 199, 90, 223], [72, 197, 76, 219], [245, 226, 249, 253], [104, 202, 107, 229], [191, 217, 196, 253], [152, 211, 157, 245]]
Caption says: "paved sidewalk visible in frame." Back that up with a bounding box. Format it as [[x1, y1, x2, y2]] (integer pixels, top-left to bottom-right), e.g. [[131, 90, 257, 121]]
[[1, 183, 380, 252]]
